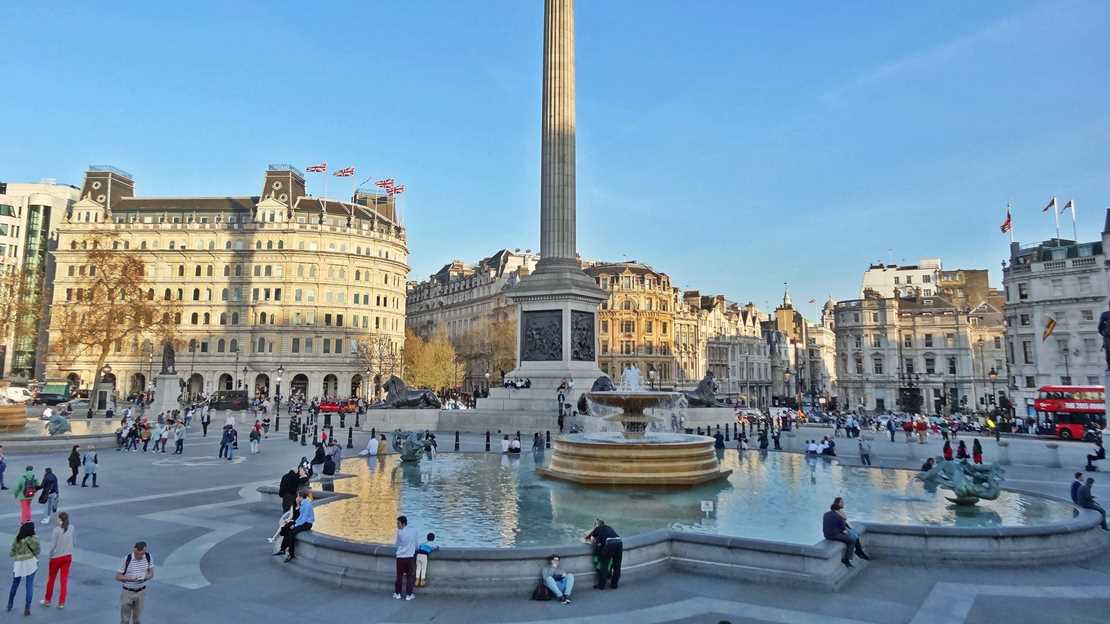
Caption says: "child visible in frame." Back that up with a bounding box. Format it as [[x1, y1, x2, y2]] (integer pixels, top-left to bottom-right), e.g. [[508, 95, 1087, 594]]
[[415, 533, 439, 587]]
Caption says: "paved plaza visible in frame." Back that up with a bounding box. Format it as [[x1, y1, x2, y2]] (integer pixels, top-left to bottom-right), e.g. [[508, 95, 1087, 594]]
[[0, 413, 1108, 623]]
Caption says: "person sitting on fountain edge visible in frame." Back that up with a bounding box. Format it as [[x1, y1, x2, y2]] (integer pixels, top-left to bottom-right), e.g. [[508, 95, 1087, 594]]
[[822, 497, 870, 567]]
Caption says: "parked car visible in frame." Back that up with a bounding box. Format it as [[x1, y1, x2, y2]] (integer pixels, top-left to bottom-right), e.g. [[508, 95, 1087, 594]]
[[2, 386, 32, 404], [61, 399, 90, 414], [33, 392, 69, 406]]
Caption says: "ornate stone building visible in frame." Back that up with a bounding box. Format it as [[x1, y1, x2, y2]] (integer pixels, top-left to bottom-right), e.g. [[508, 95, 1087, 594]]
[[406, 248, 539, 389], [586, 262, 678, 384], [1002, 229, 1108, 418], [47, 164, 409, 400], [834, 291, 1005, 414]]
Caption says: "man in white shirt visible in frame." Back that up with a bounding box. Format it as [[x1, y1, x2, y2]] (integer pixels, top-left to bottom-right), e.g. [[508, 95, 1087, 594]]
[[394, 515, 418, 600], [364, 435, 380, 456], [116, 541, 154, 623]]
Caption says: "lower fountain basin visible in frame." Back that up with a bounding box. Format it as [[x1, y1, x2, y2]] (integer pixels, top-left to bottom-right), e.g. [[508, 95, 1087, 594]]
[[537, 432, 731, 485]]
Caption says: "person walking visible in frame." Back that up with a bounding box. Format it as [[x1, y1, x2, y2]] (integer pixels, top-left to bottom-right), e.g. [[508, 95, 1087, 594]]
[[585, 519, 622, 590], [14, 466, 37, 524], [886, 418, 896, 443], [157, 423, 170, 453], [822, 497, 870, 567], [66, 446, 80, 486], [858, 438, 872, 466], [200, 410, 211, 437], [275, 491, 313, 562], [116, 541, 154, 624], [80, 447, 98, 488], [38, 468, 59, 525], [956, 440, 969, 460], [1076, 477, 1108, 530], [140, 424, 152, 453], [393, 515, 418, 600], [249, 421, 261, 455], [6, 522, 39, 615], [173, 422, 185, 455], [972, 439, 984, 465], [40, 512, 73, 609]]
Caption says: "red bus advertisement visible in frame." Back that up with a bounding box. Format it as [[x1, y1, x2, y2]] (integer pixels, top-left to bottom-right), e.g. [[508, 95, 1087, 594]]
[[1033, 385, 1106, 440]]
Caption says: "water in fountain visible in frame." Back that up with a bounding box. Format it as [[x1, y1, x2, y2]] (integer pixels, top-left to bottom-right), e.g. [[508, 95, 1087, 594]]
[[618, 365, 644, 392]]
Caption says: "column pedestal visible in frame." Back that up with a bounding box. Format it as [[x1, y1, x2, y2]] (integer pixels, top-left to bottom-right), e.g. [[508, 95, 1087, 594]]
[[150, 374, 182, 416]]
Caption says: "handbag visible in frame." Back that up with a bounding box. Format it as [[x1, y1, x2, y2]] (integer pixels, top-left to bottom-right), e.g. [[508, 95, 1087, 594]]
[[530, 579, 553, 601]]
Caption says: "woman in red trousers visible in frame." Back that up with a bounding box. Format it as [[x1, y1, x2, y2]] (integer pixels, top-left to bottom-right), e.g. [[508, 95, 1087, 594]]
[[40, 512, 73, 609]]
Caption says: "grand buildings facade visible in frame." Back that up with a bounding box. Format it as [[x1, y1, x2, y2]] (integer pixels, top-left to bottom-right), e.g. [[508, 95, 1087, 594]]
[[834, 291, 1005, 414], [1002, 228, 1108, 418], [0, 180, 81, 380], [46, 165, 409, 400]]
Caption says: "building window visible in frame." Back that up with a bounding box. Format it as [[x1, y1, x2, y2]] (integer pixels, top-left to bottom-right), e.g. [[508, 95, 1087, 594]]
[[925, 358, 936, 374], [854, 355, 863, 375], [903, 334, 912, 348], [1024, 376, 1035, 388], [1017, 283, 1029, 300], [871, 312, 879, 323], [292, 338, 300, 353], [922, 275, 931, 283], [1022, 341, 1033, 364], [872, 358, 883, 374], [1082, 309, 1094, 321], [645, 320, 653, 334], [871, 334, 881, 348], [904, 358, 914, 374], [924, 334, 933, 347], [323, 340, 331, 354], [945, 333, 955, 348], [1019, 314, 1030, 326], [854, 336, 862, 349], [601, 320, 608, 333], [993, 336, 1002, 349], [947, 357, 956, 375]]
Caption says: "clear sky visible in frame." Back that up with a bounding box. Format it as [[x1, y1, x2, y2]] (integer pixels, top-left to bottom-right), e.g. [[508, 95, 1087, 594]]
[[5, 1, 1109, 318]]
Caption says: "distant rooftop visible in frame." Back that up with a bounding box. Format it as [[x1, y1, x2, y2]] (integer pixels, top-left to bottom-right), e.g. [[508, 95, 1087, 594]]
[[88, 165, 133, 179]]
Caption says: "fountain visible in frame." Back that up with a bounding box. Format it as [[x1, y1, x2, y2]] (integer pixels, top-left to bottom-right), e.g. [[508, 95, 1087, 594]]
[[537, 366, 732, 486]]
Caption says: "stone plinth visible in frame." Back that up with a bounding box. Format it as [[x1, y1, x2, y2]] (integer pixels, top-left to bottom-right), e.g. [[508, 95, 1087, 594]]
[[538, 432, 731, 486], [150, 373, 182, 416], [0, 404, 27, 431]]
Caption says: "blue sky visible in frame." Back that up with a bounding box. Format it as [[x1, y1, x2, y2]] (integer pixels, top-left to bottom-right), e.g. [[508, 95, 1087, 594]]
[[5, 1, 1109, 317]]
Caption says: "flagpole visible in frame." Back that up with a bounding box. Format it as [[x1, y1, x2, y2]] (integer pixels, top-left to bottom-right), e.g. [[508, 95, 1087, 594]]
[[1071, 200, 1078, 241], [1007, 200, 1014, 244], [1054, 198, 1060, 241]]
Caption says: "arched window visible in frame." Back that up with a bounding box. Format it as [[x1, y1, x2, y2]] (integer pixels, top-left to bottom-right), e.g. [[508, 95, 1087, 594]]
[[206, 265, 213, 277], [174, 312, 182, 324], [169, 241, 176, 250], [266, 240, 273, 250], [255, 241, 262, 250], [219, 312, 227, 325], [163, 288, 171, 301], [206, 289, 212, 301], [203, 312, 210, 325], [256, 337, 265, 352], [146, 289, 154, 301], [70, 241, 77, 250], [140, 241, 147, 250], [190, 312, 199, 325], [355, 270, 360, 281], [223, 266, 229, 277], [178, 265, 185, 277], [225, 241, 231, 250], [217, 339, 226, 353], [221, 288, 228, 301], [259, 312, 267, 325], [264, 265, 272, 277], [231, 312, 239, 325], [195, 265, 202, 277], [230, 339, 238, 353], [235, 265, 242, 277], [192, 288, 200, 301], [208, 241, 215, 250], [177, 288, 183, 301], [277, 241, 284, 250]]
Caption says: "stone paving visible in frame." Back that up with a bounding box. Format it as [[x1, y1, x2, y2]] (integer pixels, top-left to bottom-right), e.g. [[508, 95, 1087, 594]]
[[1, 413, 1109, 623]]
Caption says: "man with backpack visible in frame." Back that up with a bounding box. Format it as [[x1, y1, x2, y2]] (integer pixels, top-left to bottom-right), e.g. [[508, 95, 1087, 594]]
[[116, 541, 154, 623]]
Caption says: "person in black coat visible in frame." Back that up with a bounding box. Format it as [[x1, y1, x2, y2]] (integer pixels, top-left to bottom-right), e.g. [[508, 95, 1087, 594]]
[[585, 519, 622, 590], [66, 446, 81, 486], [278, 469, 300, 513]]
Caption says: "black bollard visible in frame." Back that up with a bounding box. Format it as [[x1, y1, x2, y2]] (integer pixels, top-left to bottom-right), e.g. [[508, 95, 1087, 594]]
[[546, 430, 551, 448], [454, 431, 460, 451], [355, 411, 360, 428], [371, 427, 376, 440], [716, 424, 721, 435], [516, 430, 521, 440], [300, 426, 307, 446], [697, 426, 703, 436], [485, 431, 491, 452], [725, 423, 730, 439], [340, 413, 346, 429], [275, 416, 280, 433], [329, 425, 335, 441], [346, 427, 354, 449], [313, 424, 319, 444]]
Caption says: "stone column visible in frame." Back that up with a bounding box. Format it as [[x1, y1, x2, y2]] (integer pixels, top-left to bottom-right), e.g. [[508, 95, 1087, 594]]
[[539, 0, 576, 267]]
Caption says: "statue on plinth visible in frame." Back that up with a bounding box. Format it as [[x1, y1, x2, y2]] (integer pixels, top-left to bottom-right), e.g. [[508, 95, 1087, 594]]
[[684, 371, 723, 407], [161, 341, 176, 375], [368, 376, 441, 409], [1098, 306, 1110, 371]]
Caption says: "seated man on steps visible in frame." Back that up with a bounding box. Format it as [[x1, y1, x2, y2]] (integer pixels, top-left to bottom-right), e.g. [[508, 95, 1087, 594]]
[[1086, 440, 1105, 471], [822, 497, 870, 568]]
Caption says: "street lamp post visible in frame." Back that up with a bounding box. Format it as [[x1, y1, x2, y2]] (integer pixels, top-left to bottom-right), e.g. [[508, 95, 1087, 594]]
[[989, 367, 998, 418], [648, 367, 657, 390], [233, 345, 240, 389], [366, 366, 373, 402], [147, 352, 153, 393], [242, 366, 248, 396], [276, 364, 284, 402]]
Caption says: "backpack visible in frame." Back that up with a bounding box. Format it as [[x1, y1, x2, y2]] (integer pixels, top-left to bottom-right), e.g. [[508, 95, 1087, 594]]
[[123, 551, 152, 577], [530, 578, 553, 601], [22, 477, 37, 498]]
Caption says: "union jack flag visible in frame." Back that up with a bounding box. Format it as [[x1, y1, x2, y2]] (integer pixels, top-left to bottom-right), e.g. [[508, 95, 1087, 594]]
[[334, 167, 355, 177], [375, 178, 395, 189], [1000, 210, 1012, 233], [305, 162, 327, 173], [388, 184, 405, 196]]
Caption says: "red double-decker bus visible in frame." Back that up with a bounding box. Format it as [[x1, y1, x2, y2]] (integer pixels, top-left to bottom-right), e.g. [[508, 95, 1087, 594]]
[[1033, 385, 1106, 440]]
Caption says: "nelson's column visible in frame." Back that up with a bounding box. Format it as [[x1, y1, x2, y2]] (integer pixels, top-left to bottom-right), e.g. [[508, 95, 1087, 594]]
[[478, 0, 606, 421]]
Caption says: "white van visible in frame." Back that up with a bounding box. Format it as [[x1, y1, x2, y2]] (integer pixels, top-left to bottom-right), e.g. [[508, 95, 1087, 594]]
[[2, 386, 32, 404]]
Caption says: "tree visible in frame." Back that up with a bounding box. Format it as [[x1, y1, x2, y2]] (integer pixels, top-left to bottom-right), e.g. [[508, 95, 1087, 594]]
[[49, 233, 180, 414], [356, 331, 401, 398], [488, 318, 517, 380], [403, 326, 457, 391]]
